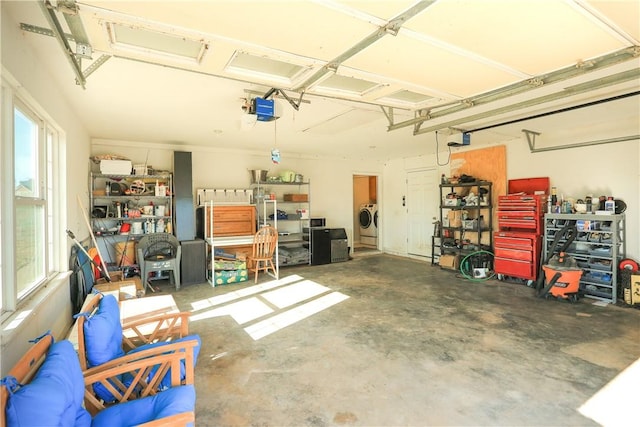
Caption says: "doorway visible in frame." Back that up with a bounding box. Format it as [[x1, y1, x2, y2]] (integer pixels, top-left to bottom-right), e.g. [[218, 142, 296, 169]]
[[407, 169, 438, 257], [353, 174, 378, 253]]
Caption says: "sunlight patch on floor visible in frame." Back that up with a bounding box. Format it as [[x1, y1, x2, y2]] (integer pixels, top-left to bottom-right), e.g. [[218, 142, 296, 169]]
[[189, 274, 303, 311], [188, 274, 349, 340], [190, 296, 274, 324], [261, 280, 331, 309], [578, 357, 640, 426], [244, 292, 350, 340]]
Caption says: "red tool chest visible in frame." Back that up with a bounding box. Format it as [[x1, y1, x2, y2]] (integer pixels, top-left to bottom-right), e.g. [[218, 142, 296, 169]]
[[494, 232, 542, 281], [494, 178, 548, 283], [496, 195, 546, 234]]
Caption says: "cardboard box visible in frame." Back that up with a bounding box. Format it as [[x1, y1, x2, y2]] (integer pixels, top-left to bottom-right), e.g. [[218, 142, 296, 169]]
[[213, 260, 247, 270], [630, 275, 640, 305], [214, 269, 249, 285], [439, 254, 459, 270], [447, 210, 463, 228], [283, 194, 308, 202], [94, 271, 144, 300], [100, 159, 132, 175]]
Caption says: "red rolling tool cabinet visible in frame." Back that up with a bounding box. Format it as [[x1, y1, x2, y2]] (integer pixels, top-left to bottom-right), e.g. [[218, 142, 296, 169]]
[[494, 178, 548, 284]]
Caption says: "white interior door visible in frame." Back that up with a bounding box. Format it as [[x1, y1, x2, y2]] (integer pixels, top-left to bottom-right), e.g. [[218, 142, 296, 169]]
[[407, 169, 438, 257]]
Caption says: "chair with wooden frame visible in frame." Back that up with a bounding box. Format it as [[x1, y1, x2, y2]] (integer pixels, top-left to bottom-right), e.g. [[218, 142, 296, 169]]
[[75, 292, 194, 371], [247, 225, 278, 283], [74, 292, 200, 411], [0, 333, 196, 427]]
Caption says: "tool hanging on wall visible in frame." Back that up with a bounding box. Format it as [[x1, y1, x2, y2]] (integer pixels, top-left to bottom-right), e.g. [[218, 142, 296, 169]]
[[76, 194, 111, 281], [65, 229, 111, 282]]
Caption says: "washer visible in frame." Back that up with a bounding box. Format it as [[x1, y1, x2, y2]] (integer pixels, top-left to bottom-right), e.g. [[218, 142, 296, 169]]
[[359, 204, 378, 245]]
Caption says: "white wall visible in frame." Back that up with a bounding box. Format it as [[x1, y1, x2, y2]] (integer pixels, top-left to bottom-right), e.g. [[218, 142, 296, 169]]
[[382, 138, 640, 261], [505, 138, 639, 260], [1, 5, 91, 373], [381, 154, 449, 257]]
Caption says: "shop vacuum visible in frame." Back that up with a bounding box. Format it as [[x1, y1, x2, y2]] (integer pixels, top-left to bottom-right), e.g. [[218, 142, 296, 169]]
[[535, 220, 583, 302]]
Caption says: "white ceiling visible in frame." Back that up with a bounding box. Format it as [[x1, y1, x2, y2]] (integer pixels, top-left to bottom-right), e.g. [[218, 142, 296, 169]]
[[4, 0, 640, 160]]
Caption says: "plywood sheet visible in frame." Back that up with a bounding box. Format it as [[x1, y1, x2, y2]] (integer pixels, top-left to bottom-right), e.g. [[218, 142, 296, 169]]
[[451, 145, 506, 246]]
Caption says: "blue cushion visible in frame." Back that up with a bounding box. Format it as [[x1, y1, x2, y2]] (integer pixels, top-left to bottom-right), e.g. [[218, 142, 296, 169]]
[[91, 373, 130, 404], [127, 335, 201, 391], [91, 385, 195, 427], [5, 340, 92, 427], [83, 294, 125, 367]]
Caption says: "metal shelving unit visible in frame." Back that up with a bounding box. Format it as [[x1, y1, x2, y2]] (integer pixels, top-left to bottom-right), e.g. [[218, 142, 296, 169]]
[[251, 180, 311, 267], [433, 181, 493, 265], [543, 213, 625, 303], [89, 172, 173, 271]]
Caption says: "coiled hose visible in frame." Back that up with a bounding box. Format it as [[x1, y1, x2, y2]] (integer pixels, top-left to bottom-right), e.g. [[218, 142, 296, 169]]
[[460, 250, 495, 281]]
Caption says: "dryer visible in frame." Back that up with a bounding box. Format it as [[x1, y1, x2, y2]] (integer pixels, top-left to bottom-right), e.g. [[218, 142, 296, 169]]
[[359, 204, 378, 245]]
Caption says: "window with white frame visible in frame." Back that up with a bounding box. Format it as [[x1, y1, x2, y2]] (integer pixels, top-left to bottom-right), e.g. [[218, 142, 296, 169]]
[[1, 78, 64, 314]]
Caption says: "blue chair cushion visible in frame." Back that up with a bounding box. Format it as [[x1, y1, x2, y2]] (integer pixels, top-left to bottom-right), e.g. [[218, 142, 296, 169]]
[[5, 340, 91, 427], [127, 334, 201, 391], [83, 294, 125, 367], [91, 373, 131, 404], [91, 385, 195, 427]]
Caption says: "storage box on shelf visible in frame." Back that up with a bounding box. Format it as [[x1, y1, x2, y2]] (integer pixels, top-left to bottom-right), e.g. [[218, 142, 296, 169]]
[[251, 180, 311, 267], [432, 180, 493, 269], [543, 213, 625, 303], [89, 172, 173, 272]]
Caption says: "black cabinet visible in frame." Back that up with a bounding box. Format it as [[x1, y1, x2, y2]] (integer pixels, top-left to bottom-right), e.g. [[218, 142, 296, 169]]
[[173, 151, 195, 241], [305, 227, 349, 265], [308, 228, 331, 265]]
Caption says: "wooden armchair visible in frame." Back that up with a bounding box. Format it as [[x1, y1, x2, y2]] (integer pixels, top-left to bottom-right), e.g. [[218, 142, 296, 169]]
[[76, 292, 194, 370], [1, 333, 196, 427], [74, 293, 201, 404]]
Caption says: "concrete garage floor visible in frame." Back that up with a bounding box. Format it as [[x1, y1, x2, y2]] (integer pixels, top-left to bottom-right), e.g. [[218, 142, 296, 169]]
[[158, 254, 639, 426]]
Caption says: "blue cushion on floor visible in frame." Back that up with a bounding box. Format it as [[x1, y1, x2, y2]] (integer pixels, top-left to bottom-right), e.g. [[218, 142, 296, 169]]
[[91, 385, 195, 427], [127, 335, 201, 390], [83, 294, 125, 367], [5, 340, 91, 427]]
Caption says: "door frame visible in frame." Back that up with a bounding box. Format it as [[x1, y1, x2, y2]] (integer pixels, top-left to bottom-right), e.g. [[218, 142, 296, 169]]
[[406, 168, 438, 258], [352, 172, 381, 251]]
